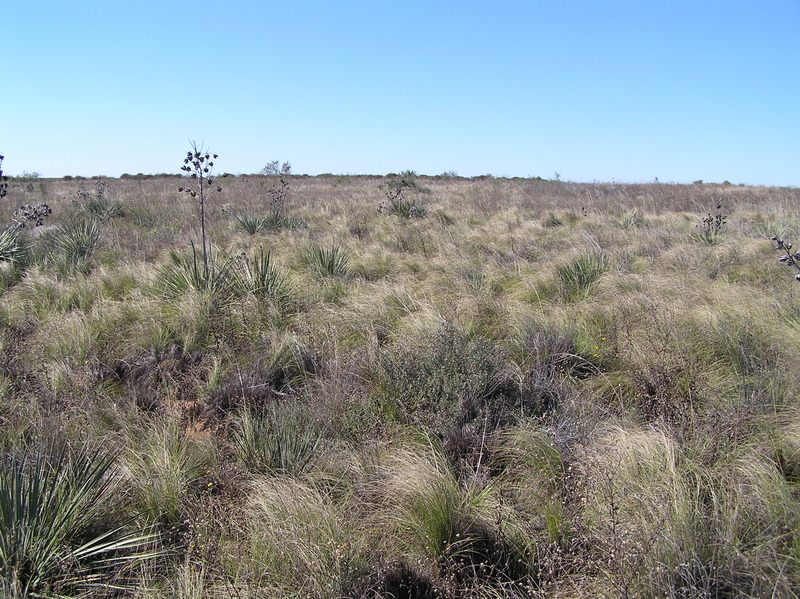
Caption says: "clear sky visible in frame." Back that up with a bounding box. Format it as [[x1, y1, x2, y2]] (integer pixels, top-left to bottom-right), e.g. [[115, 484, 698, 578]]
[[4, 1, 799, 185]]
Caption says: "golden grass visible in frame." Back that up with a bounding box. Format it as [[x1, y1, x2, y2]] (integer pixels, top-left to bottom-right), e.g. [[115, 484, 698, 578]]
[[2, 174, 800, 596]]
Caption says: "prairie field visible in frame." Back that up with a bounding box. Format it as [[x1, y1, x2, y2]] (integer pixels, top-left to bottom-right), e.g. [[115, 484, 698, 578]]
[[2, 173, 800, 598]]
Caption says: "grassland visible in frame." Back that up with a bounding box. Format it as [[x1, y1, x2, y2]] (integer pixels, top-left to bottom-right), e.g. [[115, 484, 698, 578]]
[[1, 173, 800, 597]]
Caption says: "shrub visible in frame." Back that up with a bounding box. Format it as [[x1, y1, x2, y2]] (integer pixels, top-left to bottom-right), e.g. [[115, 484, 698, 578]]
[[259, 160, 292, 176], [512, 319, 579, 416], [204, 365, 285, 417], [379, 320, 518, 433], [118, 345, 206, 412]]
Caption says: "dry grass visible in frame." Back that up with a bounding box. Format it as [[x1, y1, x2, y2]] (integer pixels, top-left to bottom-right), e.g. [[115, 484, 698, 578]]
[[1, 174, 800, 596]]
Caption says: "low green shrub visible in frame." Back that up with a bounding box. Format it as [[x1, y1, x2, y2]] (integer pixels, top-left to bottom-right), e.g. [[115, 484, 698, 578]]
[[379, 320, 518, 433]]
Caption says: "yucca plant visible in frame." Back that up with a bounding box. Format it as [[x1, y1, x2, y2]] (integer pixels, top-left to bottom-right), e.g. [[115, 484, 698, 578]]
[[0, 155, 7, 199], [156, 244, 239, 302], [772, 235, 800, 281], [178, 143, 223, 278], [378, 171, 429, 218], [77, 180, 123, 221], [380, 192, 428, 219], [303, 243, 350, 278], [54, 217, 101, 269], [86, 197, 124, 221], [223, 206, 303, 235], [0, 442, 161, 597], [260, 211, 304, 231], [233, 402, 324, 476], [224, 208, 266, 234], [695, 200, 727, 245], [0, 226, 26, 265], [233, 246, 290, 306]]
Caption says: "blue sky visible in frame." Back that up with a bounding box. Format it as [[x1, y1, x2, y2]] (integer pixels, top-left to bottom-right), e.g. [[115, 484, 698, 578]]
[[4, 1, 799, 185]]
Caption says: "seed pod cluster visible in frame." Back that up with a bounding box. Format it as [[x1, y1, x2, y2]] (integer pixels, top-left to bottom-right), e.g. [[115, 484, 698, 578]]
[[178, 148, 222, 197], [0, 155, 9, 200], [772, 236, 800, 280], [13, 203, 52, 229]]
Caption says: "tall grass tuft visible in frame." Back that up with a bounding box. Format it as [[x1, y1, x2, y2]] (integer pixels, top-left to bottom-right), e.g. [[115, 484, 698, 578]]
[[236, 476, 366, 596], [122, 419, 215, 526], [365, 438, 531, 594], [557, 251, 609, 301]]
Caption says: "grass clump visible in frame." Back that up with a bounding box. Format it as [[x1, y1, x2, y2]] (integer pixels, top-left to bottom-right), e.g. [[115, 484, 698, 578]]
[[556, 251, 609, 301], [365, 438, 532, 594], [122, 418, 216, 527], [235, 476, 367, 596]]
